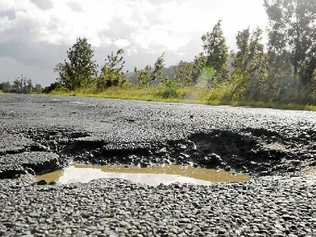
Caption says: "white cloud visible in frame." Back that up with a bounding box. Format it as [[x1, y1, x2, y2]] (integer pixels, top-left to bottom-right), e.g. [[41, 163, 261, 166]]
[[114, 39, 131, 48], [0, 0, 268, 84], [1, 0, 267, 48], [67, 1, 83, 12], [30, 0, 54, 10]]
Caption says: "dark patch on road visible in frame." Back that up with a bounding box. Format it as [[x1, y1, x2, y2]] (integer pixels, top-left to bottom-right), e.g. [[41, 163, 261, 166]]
[[2, 127, 310, 177], [0, 95, 315, 177]]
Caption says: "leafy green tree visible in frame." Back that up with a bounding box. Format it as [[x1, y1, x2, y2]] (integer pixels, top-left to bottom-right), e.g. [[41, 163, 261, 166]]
[[151, 53, 166, 83], [13, 76, 23, 93], [234, 28, 251, 71], [173, 53, 208, 87], [232, 28, 268, 100], [202, 20, 228, 80], [135, 65, 152, 86], [235, 29, 267, 91], [43, 82, 63, 94], [198, 66, 217, 88], [55, 38, 97, 90], [0, 81, 11, 92], [264, 0, 316, 85], [13, 74, 26, 93], [175, 61, 194, 86], [192, 53, 207, 85], [33, 84, 43, 93], [10, 74, 35, 94], [26, 79, 33, 94], [160, 79, 178, 98], [134, 54, 166, 87], [97, 49, 126, 90]]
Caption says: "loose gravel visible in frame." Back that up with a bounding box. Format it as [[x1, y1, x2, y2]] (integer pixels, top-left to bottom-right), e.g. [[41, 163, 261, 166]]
[[0, 176, 315, 236], [0, 94, 315, 236]]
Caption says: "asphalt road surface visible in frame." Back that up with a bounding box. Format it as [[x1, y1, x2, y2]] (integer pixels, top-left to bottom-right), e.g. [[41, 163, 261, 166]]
[[0, 94, 315, 236]]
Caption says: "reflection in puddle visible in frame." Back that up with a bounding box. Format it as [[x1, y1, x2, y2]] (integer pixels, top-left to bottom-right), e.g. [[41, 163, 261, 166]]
[[304, 166, 316, 176], [35, 165, 249, 186]]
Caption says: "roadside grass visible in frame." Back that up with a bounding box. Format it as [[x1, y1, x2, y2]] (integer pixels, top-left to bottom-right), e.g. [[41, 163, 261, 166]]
[[50, 86, 211, 104], [207, 82, 316, 112], [49, 86, 316, 112], [208, 99, 316, 112], [0, 90, 5, 95]]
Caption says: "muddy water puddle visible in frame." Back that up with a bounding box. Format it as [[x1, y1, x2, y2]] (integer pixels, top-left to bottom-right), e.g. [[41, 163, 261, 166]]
[[304, 166, 316, 176], [35, 165, 249, 186]]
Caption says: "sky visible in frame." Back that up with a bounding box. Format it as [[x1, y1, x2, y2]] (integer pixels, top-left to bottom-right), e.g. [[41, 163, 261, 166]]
[[0, 0, 268, 85]]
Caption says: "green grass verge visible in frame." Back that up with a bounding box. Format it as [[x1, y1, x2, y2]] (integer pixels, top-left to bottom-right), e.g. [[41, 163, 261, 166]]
[[208, 99, 316, 112], [49, 86, 316, 112], [50, 86, 211, 104]]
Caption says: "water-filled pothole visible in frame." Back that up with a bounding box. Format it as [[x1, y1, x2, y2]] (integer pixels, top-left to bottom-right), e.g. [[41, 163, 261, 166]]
[[35, 164, 249, 186]]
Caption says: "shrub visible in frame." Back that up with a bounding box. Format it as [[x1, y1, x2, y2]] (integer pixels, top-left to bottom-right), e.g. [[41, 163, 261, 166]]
[[158, 80, 178, 98], [43, 82, 68, 94]]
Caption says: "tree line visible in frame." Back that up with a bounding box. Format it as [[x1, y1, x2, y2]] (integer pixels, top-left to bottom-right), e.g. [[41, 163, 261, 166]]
[[49, 0, 316, 104], [0, 74, 43, 94]]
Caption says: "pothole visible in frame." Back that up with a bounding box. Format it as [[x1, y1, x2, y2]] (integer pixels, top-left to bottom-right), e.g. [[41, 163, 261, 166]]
[[34, 164, 250, 186]]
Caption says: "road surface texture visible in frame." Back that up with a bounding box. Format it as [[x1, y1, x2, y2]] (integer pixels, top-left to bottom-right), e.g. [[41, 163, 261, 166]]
[[0, 94, 315, 236]]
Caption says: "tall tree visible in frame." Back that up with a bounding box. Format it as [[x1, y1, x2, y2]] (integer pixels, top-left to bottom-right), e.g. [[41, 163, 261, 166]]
[[97, 49, 126, 90], [151, 53, 166, 83], [264, 0, 316, 84], [234, 28, 251, 71], [136, 65, 152, 86], [175, 61, 194, 86], [232, 28, 268, 100], [55, 38, 97, 90], [11, 74, 35, 94], [0, 82, 11, 92], [192, 53, 207, 84], [234, 28, 266, 74], [202, 20, 228, 79]]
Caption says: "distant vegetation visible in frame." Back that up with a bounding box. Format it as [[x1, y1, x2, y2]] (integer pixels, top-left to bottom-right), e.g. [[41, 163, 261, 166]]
[[47, 0, 316, 109], [0, 74, 43, 94]]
